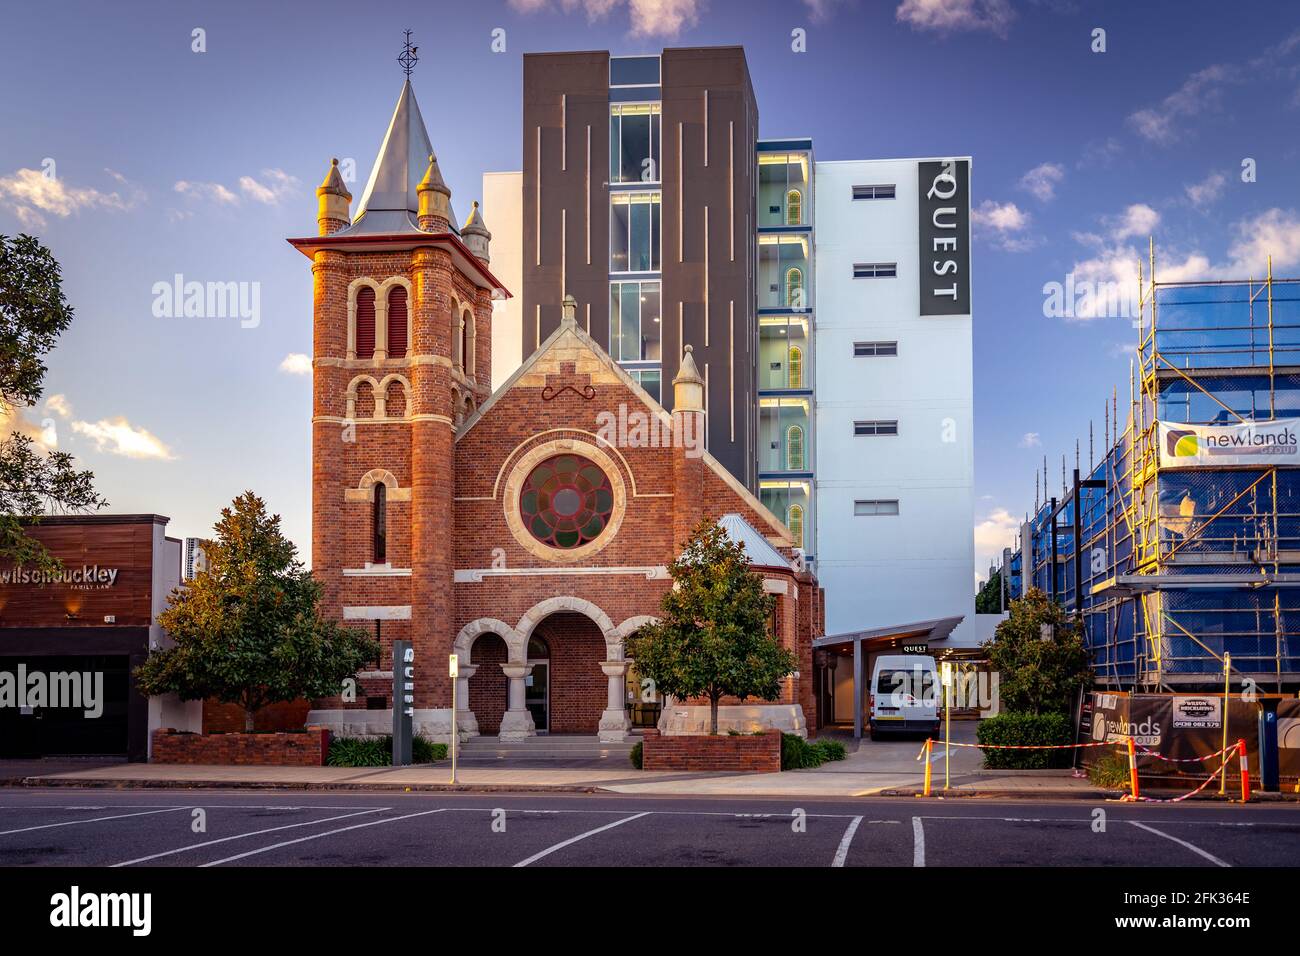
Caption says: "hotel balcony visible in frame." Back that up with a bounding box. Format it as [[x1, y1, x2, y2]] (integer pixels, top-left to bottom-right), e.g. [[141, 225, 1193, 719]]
[[757, 147, 812, 230], [758, 313, 812, 392], [760, 479, 813, 556], [759, 396, 812, 476], [758, 234, 812, 312]]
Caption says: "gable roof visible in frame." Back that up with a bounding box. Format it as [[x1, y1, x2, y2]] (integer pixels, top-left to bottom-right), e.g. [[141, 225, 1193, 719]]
[[458, 314, 796, 547], [718, 513, 793, 570]]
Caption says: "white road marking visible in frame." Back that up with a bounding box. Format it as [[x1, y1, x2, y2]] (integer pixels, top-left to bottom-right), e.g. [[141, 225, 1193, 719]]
[[831, 816, 863, 867], [513, 812, 651, 867], [912, 816, 925, 867], [1128, 820, 1231, 868], [200, 809, 448, 867], [0, 806, 190, 836], [111, 808, 388, 867]]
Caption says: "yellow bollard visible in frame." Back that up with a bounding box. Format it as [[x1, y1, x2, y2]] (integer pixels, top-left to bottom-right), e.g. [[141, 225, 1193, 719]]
[[923, 737, 933, 797], [1127, 736, 1140, 801]]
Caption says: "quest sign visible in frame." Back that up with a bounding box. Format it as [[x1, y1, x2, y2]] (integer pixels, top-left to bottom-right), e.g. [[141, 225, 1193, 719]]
[[917, 159, 971, 316]]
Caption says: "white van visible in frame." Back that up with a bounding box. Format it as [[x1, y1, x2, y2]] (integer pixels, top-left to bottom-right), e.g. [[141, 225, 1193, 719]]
[[869, 654, 941, 740]]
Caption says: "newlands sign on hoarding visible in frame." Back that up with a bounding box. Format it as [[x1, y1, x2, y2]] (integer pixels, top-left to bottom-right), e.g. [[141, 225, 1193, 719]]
[[1159, 419, 1300, 467]]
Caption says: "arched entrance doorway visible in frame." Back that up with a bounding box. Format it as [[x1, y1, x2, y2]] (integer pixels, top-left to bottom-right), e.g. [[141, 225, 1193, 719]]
[[525, 635, 550, 732], [467, 632, 509, 735], [531, 611, 607, 734]]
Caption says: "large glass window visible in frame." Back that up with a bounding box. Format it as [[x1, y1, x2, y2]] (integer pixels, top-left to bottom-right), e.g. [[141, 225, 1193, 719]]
[[759, 315, 811, 390], [610, 192, 661, 273], [627, 369, 662, 404], [609, 281, 661, 363], [610, 104, 661, 184]]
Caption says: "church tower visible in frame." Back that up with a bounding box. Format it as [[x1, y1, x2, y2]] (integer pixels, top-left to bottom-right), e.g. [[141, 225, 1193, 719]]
[[288, 60, 508, 738]]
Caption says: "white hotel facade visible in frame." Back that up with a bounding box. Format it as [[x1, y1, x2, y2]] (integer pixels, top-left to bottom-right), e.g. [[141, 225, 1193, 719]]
[[482, 53, 975, 648], [811, 158, 975, 640]]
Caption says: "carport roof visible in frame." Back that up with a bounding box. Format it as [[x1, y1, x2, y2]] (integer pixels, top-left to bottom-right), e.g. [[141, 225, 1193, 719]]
[[812, 615, 965, 650]]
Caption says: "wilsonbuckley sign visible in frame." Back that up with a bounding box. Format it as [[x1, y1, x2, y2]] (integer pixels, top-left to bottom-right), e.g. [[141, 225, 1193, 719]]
[[0, 564, 120, 589], [917, 159, 971, 316]]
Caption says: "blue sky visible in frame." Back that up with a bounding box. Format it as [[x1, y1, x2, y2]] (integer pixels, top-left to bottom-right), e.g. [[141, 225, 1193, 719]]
[[2, 0, 1298, 578]]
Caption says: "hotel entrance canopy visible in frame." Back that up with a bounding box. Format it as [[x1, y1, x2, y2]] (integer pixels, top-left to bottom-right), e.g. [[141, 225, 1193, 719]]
[[813, 616, 965, 739]]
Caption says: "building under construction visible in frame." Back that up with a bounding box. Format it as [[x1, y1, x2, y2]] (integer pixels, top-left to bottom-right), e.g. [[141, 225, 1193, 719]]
[[1006, 247, 1300, 692]]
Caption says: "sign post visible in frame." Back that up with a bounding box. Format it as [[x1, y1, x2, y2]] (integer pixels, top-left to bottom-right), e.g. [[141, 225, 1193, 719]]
[[1219, 653, 1230, 795], [392, 640, 414, 767], [940, 661, 953, 791], [449, 653, 459, 785]]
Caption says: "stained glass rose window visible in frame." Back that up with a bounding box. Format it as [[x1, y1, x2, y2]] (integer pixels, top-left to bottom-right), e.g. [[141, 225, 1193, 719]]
[[519, 454, 614, 549]]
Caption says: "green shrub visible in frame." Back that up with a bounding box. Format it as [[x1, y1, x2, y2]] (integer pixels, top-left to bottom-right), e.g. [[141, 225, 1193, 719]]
[[629, 741, 643, 770], [780, 733, 819, 770], [976, 712, 1074, 769], [326, 735, 446, 767], [1088, 749, 1131, 790], [811, 739, 847, 763]]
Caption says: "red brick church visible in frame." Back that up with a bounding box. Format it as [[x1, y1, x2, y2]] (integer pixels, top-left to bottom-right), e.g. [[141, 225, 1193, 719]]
[[288, 79, 823, 742]]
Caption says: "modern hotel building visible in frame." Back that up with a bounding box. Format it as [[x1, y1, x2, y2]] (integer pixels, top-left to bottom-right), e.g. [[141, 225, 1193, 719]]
[[486, 46, 975, 643]]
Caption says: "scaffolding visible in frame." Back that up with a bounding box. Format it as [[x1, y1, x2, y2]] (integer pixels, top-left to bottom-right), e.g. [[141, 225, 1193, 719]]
[[1012, 244, 1300, 690]]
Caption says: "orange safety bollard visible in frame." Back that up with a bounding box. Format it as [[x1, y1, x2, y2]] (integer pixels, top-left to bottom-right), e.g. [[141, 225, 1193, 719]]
[[923, 737, 933, 797], [1127, 736, 1140, 801], [1238, 739, 1251, 803]]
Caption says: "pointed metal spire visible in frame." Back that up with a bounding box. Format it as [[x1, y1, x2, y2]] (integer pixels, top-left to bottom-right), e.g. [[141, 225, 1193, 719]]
[[349, 79, 456, 233]]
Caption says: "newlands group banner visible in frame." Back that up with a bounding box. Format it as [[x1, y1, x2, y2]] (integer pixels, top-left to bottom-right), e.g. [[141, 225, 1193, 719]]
[[1158, 419, 1300, 468]]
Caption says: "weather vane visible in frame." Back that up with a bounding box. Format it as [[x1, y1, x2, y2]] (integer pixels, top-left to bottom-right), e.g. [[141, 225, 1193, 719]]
[[397, 30, 418, 78]]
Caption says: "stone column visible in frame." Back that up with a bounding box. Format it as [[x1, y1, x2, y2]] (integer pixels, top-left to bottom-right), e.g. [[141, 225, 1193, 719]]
[[598, 660, 631, 742], [454, 664, 479, 738], [498, 663, 536, 740]]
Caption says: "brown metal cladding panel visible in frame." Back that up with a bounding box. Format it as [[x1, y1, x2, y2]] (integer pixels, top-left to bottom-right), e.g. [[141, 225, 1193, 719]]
[[0, 520, 158, 628], [661, 47, 758, 489], [523, 52, 610, 358]]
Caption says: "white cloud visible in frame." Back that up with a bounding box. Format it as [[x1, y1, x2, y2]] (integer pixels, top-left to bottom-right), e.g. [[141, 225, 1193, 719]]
[[1223, 207, 1300, 276], [628, 0, 701, 37], [174, 180, 239, 205], [44, 394, 72, 418], [279, 353, 312, 375], [974, 507, 1020, 581], [1107, 203, 1160, 241], [1185, 171, 1227, 208], [971, 200, 1036, 251], [1019, 432, 1041, 448], [895, 0, 1015, 37], [803, 0, 849, 21], [239, 169, 300, 205], [1, 403, 58, 451], [1019, 162, 1064, 202], [507, 0, 696, 35], [70, 417, 175, 460], [0, 168, 135, 229], [1128, 64, 1235, 144]]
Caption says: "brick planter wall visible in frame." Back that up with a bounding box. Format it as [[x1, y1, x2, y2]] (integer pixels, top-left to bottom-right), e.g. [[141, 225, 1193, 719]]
[[152, 727, 330, 766], [640, 728, 781, 773]]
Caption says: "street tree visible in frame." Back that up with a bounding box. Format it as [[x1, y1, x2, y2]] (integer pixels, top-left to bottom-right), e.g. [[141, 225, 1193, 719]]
[[135, 491, 379, 732], [628, 518, 796, 734]]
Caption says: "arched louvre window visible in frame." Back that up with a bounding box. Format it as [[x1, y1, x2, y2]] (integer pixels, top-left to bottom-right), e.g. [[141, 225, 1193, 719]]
[[387, 287, 408, 358], [356, 288, 376, 359], [786, 425, 805, 471], [461, 309, 474, 375], [787, 504, 804, 548], [788, 346, 803, 388], [372, 482, 387, 565], [786, 268, 803, 309], [786, 189, 802, 225]]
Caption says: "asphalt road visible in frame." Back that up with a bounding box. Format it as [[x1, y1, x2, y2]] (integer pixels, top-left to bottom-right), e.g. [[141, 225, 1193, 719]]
[[0, 788, 1295, 868]]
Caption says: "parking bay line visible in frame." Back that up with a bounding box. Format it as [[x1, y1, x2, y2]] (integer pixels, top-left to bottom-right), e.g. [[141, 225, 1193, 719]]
[[0, 806, 191, 836], [513, 812, 652, 867], [1128, 820, 1231, 868], [199, 809, 449, 867], [112, 808, 389, 867], [831, 816, 863, 867], [912, 817, 925, 867]]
